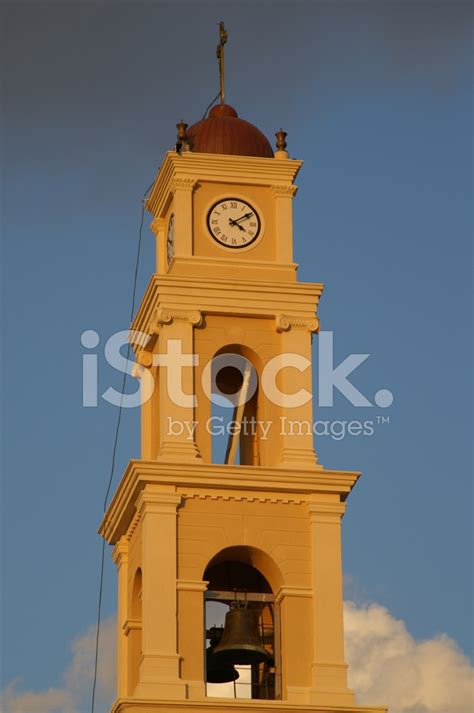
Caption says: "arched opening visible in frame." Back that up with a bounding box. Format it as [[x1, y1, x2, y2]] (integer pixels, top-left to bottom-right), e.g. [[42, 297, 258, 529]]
[[203, 549, 281, 700], [129, 568, 142, 694], [209, 346, 262, 466]]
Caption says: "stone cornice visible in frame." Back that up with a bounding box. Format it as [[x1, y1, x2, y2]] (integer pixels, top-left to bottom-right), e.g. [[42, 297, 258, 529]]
[[170, 255, 299, 276], [131, 273, 323, 349], [146, 151, 303, 219], [110, 696, 387, 712], [126, 511, 141, 541], [99, 460, 361, 544], [182, 492, 306, 505]]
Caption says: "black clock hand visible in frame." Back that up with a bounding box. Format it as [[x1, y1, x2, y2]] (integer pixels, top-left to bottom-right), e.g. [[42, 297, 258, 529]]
[[233, 212, 253, 224], [228, 218, 246, 231]]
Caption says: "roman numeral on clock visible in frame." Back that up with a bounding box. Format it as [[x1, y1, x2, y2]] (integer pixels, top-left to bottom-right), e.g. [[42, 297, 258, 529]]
[[208, 198, 261, 249]]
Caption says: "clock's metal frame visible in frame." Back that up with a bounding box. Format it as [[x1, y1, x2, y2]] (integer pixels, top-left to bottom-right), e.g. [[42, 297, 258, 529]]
[[206, 197, 262, 249]]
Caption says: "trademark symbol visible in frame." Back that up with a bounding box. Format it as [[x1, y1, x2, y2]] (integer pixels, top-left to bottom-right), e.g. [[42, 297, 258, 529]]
[[376, 415, 390, 425]]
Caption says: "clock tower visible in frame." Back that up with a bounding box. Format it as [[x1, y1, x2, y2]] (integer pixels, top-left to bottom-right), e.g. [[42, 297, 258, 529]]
[[100, 25, 386, 713]]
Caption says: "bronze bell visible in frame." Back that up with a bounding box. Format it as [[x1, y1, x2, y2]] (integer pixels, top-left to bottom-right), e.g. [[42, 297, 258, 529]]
[[206, 644, 240, 683], [212, 606, 268, 665]]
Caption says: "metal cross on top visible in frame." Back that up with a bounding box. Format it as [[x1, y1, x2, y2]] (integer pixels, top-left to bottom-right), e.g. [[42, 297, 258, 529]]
[[216, 21, 228, 105]]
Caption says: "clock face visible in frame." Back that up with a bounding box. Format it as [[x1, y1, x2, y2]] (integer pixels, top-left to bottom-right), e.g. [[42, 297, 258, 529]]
[[166, 214, 174, 264], [207, 198, 261, 249]]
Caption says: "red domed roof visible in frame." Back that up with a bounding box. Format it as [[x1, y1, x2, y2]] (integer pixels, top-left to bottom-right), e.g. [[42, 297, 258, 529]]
[[186, 104, 273, 158]]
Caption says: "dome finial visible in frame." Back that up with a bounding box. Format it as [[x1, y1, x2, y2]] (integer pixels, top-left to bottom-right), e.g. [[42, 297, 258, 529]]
[[176, 120, 190, 154], [274, 128, 289, 159], [216, 21, 228, 105], [275, 129, 287, 152]]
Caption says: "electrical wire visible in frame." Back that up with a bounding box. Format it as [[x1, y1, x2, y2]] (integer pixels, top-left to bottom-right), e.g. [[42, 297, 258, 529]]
[[201, 90, 220, 120], [90, 179, 154, 713]]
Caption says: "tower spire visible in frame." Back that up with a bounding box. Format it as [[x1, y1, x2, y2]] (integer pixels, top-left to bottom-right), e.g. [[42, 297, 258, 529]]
[[216, 21, 228, 104]]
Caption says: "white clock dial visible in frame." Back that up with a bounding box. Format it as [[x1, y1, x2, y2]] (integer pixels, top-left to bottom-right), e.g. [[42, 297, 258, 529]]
[[166, 214, 174, 264], [207, 198, 261, 248]]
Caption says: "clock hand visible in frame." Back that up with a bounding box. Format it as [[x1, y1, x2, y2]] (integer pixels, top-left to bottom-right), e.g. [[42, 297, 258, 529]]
[[228, 218, 246, 231], [233, 212, 253, 224]]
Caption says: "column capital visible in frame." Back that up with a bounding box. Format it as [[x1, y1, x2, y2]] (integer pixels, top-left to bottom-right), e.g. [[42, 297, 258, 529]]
[[136, 349, 153, 368], [275, 585, 312, 604], [176, 579, 209, 592], [150, 308, 203, 334], [308, 501, 346, 522], [150, 216, 166, 234], [136, 488, 182, 517], [112, 536, 129, 566], [123, 618, 142, 636], [276, 314, 320, 333], [271, 183, 298, 198], [171, 177, 199, 192]]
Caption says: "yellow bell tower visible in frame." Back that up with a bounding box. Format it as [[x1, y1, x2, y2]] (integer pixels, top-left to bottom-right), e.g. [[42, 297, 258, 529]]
[[100, 25, 386, 713]]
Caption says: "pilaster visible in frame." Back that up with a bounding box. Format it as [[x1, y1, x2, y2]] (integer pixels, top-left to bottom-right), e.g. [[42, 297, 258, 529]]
[[113, 537, 130, 698], [273, 315, 321, 468], [172, 178, 198, 257], [271, 184, 297, 263], [151, 217, 167, 273], [134, 487, 186, 700], [177, 579, 209, 699], [308, 501, 354, 706], [149, 308, 203, 462], [275, 586, 313, 703]]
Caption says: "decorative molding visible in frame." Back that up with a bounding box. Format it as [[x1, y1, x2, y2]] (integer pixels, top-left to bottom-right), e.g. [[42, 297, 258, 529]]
[[123, 618, 142, 636], [150, 308, 203, 335], [130, 273, 323, 347], [112, 536, 129, 566], [150, 217, 166, 235], [275, 586, 312, 604], [131, 363, 144, 379], [176, 579, 209, 593], [145, 151, 303, 219], [308, 501, 346, 521], [126, 511, 142, 542], [136, 350, 153, 368], [136, 489, 182, 517], [170, 177, 199, 192], [271, 184, 298, 198], [110, 696, 386, 712], [276, 314, 320, 333], [157, 440, 202, 462], [99, 460, 361, 544], [280, 447, 320, 469], [182, 492, 305, 505], [133, 344, 157, 376]]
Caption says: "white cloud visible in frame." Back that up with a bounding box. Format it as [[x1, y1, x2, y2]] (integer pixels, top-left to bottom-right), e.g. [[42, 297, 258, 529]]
[[1, 617, 116, 713], [344, 601, 474, 713], [0, 684, 75, 713], [2, 604, 473, 713]]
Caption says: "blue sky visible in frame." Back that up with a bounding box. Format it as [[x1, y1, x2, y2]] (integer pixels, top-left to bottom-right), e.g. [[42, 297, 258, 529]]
[[2, 0, 472, 707]]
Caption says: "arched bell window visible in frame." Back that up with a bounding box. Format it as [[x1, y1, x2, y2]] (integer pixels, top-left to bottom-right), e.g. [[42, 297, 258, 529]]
[[210, 346, 261, 466], [204, 557, 280, 700]]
